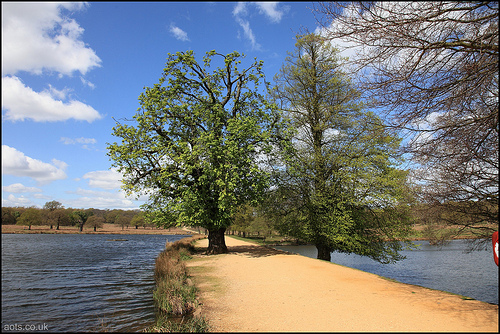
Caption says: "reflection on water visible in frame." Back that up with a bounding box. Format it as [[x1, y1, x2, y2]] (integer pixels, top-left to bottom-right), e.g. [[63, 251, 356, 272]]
[[274, 239, 498, 305], [1, 233, 190, 332]]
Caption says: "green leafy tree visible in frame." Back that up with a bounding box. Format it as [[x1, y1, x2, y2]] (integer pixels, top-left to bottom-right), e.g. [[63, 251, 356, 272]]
[[108, 50, 279, 254], [116, 215, 129, 230], [105, 209, 122, 224], [315, 2, 498, 243], [269, 34, 413, 263], [2, 207, 18, 225], [232, 204, 254, 237], [53, 208, 71, 230], [43, 200, 64, 229], [70, 209, 92, 232], [16, 207, 42, 230], [130, 211, 145, 229], [86, 215, 105, 232]]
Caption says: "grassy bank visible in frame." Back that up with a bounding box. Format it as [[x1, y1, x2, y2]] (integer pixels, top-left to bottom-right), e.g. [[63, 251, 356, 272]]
[[144, 235, 210, 333]]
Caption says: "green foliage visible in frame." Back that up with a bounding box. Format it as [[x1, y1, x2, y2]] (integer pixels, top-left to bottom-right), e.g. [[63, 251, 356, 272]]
[[43, 200, 63, 211], [16, 207, 43, 229], [86, 215, 104, 231], [130, 211, 145, 228], [2, 207, 19, 225], [230, 203, 275, 238], [268, 34, 414, 263], [107, 50, 280, 247], [70, 209, 93, 231]]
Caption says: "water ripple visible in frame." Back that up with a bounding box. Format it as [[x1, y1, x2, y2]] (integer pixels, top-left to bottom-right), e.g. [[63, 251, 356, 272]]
[[2, 233, 189, 332]]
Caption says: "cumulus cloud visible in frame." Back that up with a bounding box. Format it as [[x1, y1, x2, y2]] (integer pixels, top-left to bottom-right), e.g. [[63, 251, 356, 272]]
[[1, 145, 68, 185], [1, 2, 101, 76], [2, 76, 103, 122], [2, 183, 43, 193], [2, 194, 36, 208], [65, 187, 147, 210], [82, 169, 123, 190], [169, 24, 190, 41]]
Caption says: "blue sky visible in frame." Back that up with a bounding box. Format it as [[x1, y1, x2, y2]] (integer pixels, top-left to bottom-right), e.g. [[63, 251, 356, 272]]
[[2, 1, 322, 210]]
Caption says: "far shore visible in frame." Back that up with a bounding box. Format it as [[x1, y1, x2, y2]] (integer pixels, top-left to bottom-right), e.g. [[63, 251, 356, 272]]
[[2, 223, 488, 244], [1, 223, 198, 235]]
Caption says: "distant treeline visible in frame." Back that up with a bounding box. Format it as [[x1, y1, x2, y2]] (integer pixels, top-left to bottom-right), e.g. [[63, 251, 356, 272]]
[[1, 202, 278, 237], [1, 202, 151, 231]]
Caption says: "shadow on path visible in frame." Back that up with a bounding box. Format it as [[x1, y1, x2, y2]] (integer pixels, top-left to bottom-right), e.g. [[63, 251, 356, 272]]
[[194, 244, 292, 258], [227, 245, 291, 258]]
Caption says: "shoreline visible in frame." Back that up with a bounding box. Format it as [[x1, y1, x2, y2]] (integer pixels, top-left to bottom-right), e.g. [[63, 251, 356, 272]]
[[1, 223, 196, 235], [188, 236, 498, 332]]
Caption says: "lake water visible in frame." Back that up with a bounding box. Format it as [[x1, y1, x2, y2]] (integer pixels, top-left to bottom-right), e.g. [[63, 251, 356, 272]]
[[274, 239, 498, 305], [1, 233, 190, 333]]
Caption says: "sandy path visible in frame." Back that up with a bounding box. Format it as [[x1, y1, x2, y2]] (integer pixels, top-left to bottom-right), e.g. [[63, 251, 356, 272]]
[[187, 236, 498, 332]]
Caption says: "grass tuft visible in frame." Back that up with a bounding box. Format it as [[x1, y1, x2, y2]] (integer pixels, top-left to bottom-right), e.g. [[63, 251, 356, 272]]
[[145, 236, 210, 332]]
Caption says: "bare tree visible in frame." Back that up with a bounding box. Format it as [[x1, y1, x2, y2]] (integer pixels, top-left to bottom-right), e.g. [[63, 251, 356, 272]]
[[315, 1, 498, 243]]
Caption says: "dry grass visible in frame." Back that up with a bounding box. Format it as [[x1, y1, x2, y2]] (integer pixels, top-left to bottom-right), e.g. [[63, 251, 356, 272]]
[[145, 236, 210, 332], [153, 237, 205, 316]]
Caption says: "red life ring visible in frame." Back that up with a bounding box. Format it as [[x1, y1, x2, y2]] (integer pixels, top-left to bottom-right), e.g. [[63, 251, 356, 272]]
[[493, 231, 498, 266]]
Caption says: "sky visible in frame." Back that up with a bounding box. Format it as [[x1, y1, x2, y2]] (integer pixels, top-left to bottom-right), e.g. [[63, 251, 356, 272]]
[[2, 1, 323, 210]]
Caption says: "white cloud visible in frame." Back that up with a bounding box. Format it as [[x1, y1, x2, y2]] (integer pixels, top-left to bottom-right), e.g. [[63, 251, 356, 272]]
[[233, 2, 248, 16], [65, 188, 146, 210], [234, 17, 260, 50], [2, 183, 42, 193], [254, 2, 287, 23], [233, 3, 261, 51], [2, 76, 103, 122], [169, 24, 190, 41], [232, 2, 287, 51], [1, 145, 68, 185], [2, 194, 36, 207], [1, 2, 101, 76], [60, 137, 97, 145], [80, 76, 96, 89], [82, 169, 123, 190]]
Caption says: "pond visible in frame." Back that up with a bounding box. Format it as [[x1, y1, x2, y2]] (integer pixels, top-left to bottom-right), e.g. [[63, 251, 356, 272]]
[[1, 233, 190, 332]]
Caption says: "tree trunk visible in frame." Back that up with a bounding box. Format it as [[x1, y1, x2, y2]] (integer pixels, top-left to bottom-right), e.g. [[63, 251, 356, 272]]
[[316, 244, 332, 262], [207, 228, 228, 254], [93, 226, 97, 232], [79, 223, 84, 232]]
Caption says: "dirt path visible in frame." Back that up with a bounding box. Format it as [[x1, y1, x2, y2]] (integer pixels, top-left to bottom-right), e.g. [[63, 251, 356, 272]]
[[187, 236, 498, 332]]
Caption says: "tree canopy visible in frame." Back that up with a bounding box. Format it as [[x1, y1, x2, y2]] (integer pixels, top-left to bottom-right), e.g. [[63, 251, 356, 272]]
[[107, 50, 279, 254], [268, 34, 414, 263], [315, 2, 498, 242]]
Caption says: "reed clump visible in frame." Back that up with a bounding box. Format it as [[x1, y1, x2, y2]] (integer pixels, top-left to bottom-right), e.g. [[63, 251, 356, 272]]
[[146, 236, 209, 332]]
